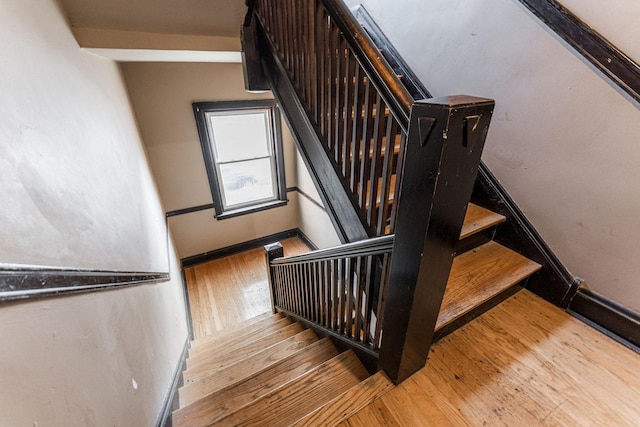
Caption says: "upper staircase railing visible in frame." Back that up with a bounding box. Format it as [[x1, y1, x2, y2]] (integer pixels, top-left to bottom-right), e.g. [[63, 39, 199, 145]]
[[244, 0, 495, 382]]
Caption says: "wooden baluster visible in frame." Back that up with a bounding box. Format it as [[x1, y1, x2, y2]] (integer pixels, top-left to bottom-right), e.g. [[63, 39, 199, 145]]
[[342, 51, 356, 179], [358, 86, 376, 208], [331, 259, 338, 330], [350, 66, 365, 192], [379, 96, 495, 383], [264, 242, 284, 313], [376, 116, 398, 235], [388, 131, 406, 234], [366, 97, 386, 228]]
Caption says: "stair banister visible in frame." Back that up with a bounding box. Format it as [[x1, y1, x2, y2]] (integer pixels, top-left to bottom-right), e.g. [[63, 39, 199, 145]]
[[249, 0, 495, 383]]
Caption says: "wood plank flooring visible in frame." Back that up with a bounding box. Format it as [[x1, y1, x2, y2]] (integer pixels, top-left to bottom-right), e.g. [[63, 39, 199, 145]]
[[342, 290, 640, 426], [185, 237, 311, 338]]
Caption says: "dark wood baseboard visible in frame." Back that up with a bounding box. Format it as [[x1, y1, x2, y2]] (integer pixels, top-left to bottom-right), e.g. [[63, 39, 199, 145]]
[[0, 268, 169, 302], [180, 228, 318, 268], [155, 336, 190, 427], [472, 164, 581, 307], [568, 287, 640, 352]]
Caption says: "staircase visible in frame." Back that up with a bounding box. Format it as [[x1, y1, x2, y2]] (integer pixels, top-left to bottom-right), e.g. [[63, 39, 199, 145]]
[[172, 313, 393, 426], [171, 203, 541, 426]]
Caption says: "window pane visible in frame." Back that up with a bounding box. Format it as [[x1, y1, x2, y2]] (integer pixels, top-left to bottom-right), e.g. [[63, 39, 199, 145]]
[[219, 158, 275, 208], [208, 111, 271, 162]]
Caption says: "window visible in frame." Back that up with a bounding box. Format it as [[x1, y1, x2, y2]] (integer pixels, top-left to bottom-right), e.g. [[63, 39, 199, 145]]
[[193, 100, 287, 219]]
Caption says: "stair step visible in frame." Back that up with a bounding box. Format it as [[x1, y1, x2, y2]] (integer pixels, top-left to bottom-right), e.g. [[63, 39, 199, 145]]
[[173, 338, 339, 426], [190, 312, 281, 349], [214, 350, 370, 427], [436, 241, 541, 333], [179, 329, 319, 406], [460, 203, 505, 240], [183, 322, 304, 383], [291, 371, 394, 427], [186, 316, 293, 367]]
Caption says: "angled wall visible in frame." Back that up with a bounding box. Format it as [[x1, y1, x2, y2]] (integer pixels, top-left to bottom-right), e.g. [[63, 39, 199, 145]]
[[348, 0, 640, 311], [0, 0, 188, 424]]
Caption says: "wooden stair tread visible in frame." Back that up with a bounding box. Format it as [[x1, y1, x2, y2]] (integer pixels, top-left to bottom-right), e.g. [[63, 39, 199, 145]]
[[291, 371, 394, 427], [179, 329, 319, 406], [190, 312, 281, 349], [214, 350, 370, 427], [436, 241, 541, 331], [186, 316, 293, 367], [460, 203, 506, 239], [183, 322, 304, 383], [173, 338, 338, 426]]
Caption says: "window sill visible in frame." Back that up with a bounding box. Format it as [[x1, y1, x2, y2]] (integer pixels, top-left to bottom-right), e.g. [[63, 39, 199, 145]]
[[215, 199, 288, 220]]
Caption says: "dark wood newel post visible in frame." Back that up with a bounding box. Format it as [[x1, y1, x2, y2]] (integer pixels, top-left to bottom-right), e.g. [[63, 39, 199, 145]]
[[264, 242, 284, 314], [378, 95, 495, 383]]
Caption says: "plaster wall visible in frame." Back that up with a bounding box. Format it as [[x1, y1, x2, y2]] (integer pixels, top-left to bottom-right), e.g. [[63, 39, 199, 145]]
[[121, 62, 300, 258], [346, 0, 640, 311], [0, 0, 188, 425]]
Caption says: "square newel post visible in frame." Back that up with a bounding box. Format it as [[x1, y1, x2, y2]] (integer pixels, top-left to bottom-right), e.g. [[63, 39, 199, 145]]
[[264, 242, 284, 314], [378, 95, 495, 383]]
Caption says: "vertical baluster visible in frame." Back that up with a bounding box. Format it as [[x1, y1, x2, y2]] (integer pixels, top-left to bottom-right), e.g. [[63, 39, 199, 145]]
[[323, 260, 330, 328], [337, 258, 344, 333], [377, 117, 399, 235], [366, 97, 386, 229], [334, 37, 346, 164], [342, 51, 355, 179], [312, 262, 319, 323], [325, 19, 335, 149], [388, 132, 407, 234], [353, 256, 363, 342], [373, 253, 391, 349], [345, 257, 354, 338], [296, 264, 303, 316], [307, 0, 316, 118], [315, 261, 322, 324], [362, 255, 374, 345], [358, 84, 376, 209], [318, 9, 328, 137], [331, 259, 338, 330], [350, 65, 365, 192]]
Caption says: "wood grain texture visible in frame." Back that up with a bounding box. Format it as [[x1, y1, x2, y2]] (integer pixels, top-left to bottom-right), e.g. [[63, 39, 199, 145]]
[[183, 323, 304, 383], [215, 350, 369, 427], [436, 241, 541, 331], [185, 237, 311, 339], [189, 312, 281, 350], [187, 317, 293, 369], [292, 371, 394, 427], [459, 203, 505, 240], [186, 317, 294, 369], [174, 338, 339, 426], [179, 329, 319, 407], [343, 290, 640, 426]]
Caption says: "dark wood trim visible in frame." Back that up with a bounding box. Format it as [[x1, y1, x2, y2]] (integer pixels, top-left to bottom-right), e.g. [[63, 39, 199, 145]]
[[0, 268, 169, 302], [192, 99, 288, 219], [568, 287, 640, 352], [256, 18, 370, 243], [472, 163, 581, 307], [353, 6, 431, 101], [166, 204, 215, 218], [295, 228, 319, 251], [288, 186, 326, 212], [155, 336, 190, 427], [517, 0, 640, 104], [275, 307, 380, 374], [180, 228, 316, 268]]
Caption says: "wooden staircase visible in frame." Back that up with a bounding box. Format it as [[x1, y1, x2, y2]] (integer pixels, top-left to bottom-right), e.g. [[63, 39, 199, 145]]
[[173, 202, 540, 426], [172, 313, 394, 426]]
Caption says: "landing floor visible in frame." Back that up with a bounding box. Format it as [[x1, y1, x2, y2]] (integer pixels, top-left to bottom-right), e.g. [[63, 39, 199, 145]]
[[185, 240, 640, 425]]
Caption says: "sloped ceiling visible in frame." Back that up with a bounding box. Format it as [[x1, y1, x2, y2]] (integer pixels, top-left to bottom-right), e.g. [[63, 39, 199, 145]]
[[58, 0, 246, 37]]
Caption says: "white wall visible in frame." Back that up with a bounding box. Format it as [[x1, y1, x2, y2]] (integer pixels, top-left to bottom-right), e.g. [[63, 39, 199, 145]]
[[121, 62, 301, 258], [0, 0, 188, 424], [347, 0, 640, 311], [295, 152, 341, 249]]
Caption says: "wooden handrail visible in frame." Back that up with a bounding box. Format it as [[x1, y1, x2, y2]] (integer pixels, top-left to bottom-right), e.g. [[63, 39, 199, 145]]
[[320, 0, 413, 129], [271, 234, 393, 265], [248, 0, 495, 384]]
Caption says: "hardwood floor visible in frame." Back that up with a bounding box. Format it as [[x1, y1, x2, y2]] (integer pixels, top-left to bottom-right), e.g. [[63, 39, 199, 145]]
[[184, 237, 310, 339], [342, 290, 640, 426], [184, 241, 640, 426]]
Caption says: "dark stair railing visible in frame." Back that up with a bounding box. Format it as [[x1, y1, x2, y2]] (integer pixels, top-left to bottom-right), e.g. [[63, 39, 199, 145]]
[[245, 0, 495, 383]]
